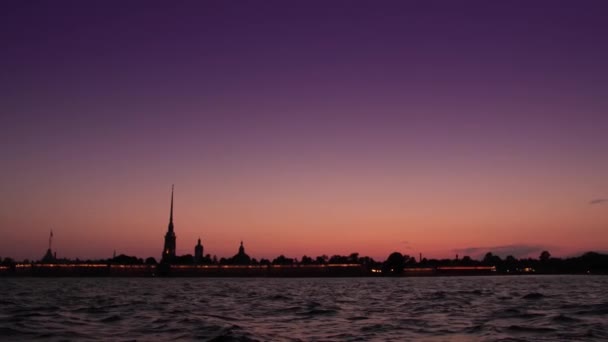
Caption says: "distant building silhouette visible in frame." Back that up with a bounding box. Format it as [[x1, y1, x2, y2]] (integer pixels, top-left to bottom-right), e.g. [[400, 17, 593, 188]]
[[161, 185, 176, 263], [194, 237, 203, 264], [41, 229, 55, 263], [232, 241, 251, 264]]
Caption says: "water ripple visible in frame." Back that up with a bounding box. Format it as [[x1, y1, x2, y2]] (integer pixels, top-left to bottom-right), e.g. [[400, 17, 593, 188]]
[[0, 276, 607, 341]]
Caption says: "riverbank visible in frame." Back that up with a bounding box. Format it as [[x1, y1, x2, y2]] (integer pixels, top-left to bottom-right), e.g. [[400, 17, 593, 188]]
[[2, 263, 601, 277]]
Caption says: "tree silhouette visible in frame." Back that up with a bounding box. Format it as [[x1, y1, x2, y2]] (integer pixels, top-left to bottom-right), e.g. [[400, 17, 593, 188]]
[[461, 255, 473, 266], [272, 255, 294, 265], [315, 255, 328, 264], [540, 250, 551, 262], [300, 255, 314, 265], [383, 252, 405, 274]]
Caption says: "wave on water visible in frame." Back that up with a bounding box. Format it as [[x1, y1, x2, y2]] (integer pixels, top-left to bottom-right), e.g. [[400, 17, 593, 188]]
[[0, 276, 607, 341], [522, 292, 545, 299]]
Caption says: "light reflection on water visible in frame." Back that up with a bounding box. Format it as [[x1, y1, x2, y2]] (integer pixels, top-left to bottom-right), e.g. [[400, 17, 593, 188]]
[[0, 275, 607, 341]]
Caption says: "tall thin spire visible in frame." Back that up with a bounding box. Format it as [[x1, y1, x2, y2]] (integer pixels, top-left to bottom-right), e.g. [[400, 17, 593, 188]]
[[162, 185, 177, 262], [169, 184, 174, 224], [167, 184, 175, 232]]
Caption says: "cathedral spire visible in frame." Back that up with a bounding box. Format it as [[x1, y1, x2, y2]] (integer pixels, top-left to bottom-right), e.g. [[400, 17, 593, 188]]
[[168, 184, 174, 232], [162, 185, 177, 262]]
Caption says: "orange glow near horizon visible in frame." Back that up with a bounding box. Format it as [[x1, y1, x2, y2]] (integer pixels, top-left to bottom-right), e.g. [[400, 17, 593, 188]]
[[1, 180, 607, 261]]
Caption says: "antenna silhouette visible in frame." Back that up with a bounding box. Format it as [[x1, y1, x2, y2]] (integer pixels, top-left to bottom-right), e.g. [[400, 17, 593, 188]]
[[49, 229, 53, 250]]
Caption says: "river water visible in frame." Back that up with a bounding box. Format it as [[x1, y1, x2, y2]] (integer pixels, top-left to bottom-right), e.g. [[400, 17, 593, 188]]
[[0, 275, 606, 341]]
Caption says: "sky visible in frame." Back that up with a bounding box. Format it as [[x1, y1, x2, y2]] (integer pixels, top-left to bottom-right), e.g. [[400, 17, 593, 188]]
[[1, 1, 607, 261]]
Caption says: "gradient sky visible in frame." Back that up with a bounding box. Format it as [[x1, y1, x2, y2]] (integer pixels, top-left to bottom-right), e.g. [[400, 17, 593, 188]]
[[1, 1, 607, 261]]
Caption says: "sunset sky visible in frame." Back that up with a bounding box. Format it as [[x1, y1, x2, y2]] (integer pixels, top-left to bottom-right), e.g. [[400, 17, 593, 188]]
[[1, 1, 607, 261]]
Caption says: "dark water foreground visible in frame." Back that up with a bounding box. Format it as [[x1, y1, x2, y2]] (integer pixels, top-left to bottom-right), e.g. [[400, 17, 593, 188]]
[[0, 276, 606, 341]]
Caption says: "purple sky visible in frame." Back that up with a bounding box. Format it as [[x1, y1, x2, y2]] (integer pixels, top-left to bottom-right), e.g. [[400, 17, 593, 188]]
[[1, 1, 607, 261]]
